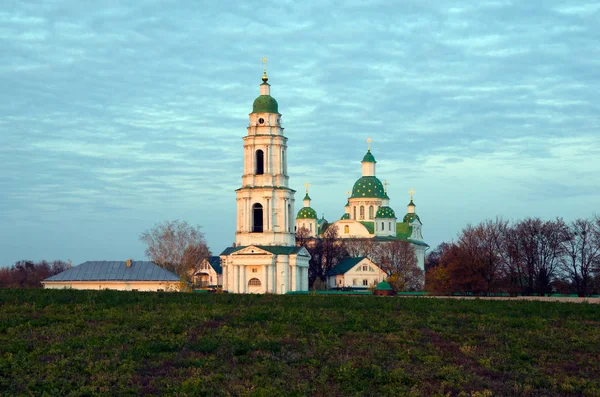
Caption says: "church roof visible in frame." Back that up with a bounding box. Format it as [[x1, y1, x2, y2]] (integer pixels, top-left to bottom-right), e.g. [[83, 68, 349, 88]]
[[297, 207, 318, 219], [359, 221, 375, 234], [205, 256, 222, 274], [375, 280, 393, 291], [44, 261, 180, 282], [403, 213, 421, 223], [340, 213, 350, 220], [351, 176, 386, 199], [252, 92, 279, 113], [220, 245, 305, 256], [362, 150, 376, 163], [326, 257, 367, 276], [375, 206, 396, 219]]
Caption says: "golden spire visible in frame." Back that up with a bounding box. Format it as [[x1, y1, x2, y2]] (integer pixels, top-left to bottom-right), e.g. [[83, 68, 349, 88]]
[[305, 182, 310, 194], [366, 137, 372, 151], [408, 188, 415, 201], [261, 57, 268, 82], [383, 180, 389, 194]]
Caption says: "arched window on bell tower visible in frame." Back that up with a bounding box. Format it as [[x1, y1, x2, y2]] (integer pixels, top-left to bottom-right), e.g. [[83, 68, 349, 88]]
[[255, 150, 264, 175], [252, 203, 263, 232]]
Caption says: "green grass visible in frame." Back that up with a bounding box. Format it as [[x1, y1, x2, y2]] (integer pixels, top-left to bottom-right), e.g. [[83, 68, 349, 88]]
[[1, 290, 599, 396]]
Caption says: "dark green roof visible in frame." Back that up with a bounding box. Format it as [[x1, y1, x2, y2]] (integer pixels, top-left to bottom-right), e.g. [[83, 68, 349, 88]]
[[375, 206, 396, 219], [303, 193, 311, 201], [403, 213, 421, 223], [206, 256, 222, 274], [297, 207, 318, 219], [340, 213, 350, 220], [220, 245, 305, 256], [252, 93, 279, 114], [326, 257, 366, 276], [362, 150, 376, 163], [351, 176, 385, 199], [375, 281, 393, 291], [408, 200, 415, 207], [359, 221, 375, 234]]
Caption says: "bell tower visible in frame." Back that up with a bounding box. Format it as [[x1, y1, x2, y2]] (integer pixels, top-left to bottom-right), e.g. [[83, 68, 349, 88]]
[[235, 61, 296, 247]]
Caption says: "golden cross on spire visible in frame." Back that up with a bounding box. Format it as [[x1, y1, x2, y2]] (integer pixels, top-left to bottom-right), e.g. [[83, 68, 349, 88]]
[[383, 180, 389, 193], [408, 188, 415, 201], [305, 182, 310, 194], [366, 137, 372, 151], [261, 57, 268, 82]]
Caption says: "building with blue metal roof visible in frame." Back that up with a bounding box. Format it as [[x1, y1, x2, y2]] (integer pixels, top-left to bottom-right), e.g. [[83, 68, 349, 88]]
[[42, 260, 181, 291]]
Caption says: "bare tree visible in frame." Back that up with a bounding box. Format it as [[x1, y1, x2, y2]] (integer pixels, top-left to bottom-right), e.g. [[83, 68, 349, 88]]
[[140, 220, 211, 277], [374, 240, 423, 291], [560, 218, 600, 296]]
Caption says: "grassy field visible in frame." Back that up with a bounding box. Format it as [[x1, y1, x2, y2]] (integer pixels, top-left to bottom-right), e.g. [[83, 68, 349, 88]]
[[1, 290, 599, 396]]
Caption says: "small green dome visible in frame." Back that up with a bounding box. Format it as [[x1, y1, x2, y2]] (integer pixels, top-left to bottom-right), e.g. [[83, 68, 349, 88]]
[[375, 281, 393, 291], [375, 206, 396, 219], [351, 176, 385, 199], [403, 213, 421, 223], [340, 213, 350, 220], [362, 150, 376, 163], [252, 93, 279, 114], [304, 193, 311, 201], [297, 207, 317, 219]]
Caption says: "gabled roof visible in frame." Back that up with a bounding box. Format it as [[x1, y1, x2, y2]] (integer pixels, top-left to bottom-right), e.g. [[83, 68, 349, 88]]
[[220, 245, 306, 256], [326, 257, 368, 276], [206, 256, 222, 274], [44, 261, 180, 282]]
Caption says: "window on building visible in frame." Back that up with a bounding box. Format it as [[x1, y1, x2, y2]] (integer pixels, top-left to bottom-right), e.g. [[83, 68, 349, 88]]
[[353, 207, 356, 219], [389, 222, 391, 231], [344, 225, 349, 234], [255, 150, 264, 175], [381, 222, 384, 230], [353, 279, 357, 286], [309, 223, 312, 231], [252, 268, 257, 273], [363, 279, 368, 286], [369, 206, 374, 219], [248, 278, 261, 286], [360, 206, 365, 219], [252, 203, 263, 232], [363, 265, 368, 271], [369, 267, 374, 272], [338, 279, 342, 285]]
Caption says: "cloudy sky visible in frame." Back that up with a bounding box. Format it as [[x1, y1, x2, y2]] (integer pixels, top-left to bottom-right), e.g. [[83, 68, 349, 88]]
[[1, 0, 599, 266]]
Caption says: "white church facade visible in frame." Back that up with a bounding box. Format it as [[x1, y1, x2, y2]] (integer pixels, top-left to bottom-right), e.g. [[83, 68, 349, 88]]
[[220, 67, 310, 294]]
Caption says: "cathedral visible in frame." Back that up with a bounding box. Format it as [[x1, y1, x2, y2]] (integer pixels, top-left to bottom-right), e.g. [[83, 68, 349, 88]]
[[219, 67, 310, 294], [220, 65, 427, 294]]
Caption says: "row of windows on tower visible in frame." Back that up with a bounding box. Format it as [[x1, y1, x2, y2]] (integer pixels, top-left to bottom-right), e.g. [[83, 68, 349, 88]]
[[254, 149, 286, 175], [353, 206, 376, 220]]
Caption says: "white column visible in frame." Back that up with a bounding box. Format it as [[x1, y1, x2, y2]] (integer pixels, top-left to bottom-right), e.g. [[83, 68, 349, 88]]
[[264, 265, 268, 293], [243, 266, 247, 293], [272, 264, 276, 294], [292, 264, 297, 291]]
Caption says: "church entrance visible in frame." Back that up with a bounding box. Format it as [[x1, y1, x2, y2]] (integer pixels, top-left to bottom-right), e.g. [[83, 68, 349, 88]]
[[248, 278, 262, 293], [252, 203, 263, 232]]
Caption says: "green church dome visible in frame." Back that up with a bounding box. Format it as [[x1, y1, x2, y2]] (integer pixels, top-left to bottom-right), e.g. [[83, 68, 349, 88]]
[[252, 92, 279, 114], [340, 213, 350, 220], [375, 206, 396, 219], [362, 150, 376, 163], [297, 207, 317, 219], [351, 176, 385, 199], [403, 213, 421, 223]]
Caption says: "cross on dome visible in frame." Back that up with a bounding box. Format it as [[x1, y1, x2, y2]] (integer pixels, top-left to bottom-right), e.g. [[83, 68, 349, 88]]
[[305, 182, 310, 194], [383, 180, 389, 193], [366, 137, 372, 151], [261, 57, 268, 82], [409, 188, 415, 201]]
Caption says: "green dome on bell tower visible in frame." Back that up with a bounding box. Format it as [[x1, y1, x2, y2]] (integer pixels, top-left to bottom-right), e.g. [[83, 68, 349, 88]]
[[252, 70, 279, 114]]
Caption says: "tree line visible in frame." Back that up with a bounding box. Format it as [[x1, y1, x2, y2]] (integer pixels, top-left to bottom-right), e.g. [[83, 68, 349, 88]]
[[0, 260, 72, 288], [425, 216, 600, 296]]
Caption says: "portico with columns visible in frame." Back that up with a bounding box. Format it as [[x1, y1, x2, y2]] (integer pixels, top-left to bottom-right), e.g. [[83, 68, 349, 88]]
[[220, 60, 310, 294]]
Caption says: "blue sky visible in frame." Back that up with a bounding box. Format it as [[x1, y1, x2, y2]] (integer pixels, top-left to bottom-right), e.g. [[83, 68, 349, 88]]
[[1, 0, 599, 266]]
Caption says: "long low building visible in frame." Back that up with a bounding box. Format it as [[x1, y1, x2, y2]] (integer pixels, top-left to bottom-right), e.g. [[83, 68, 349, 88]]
[[42, 260, 181, 291]]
